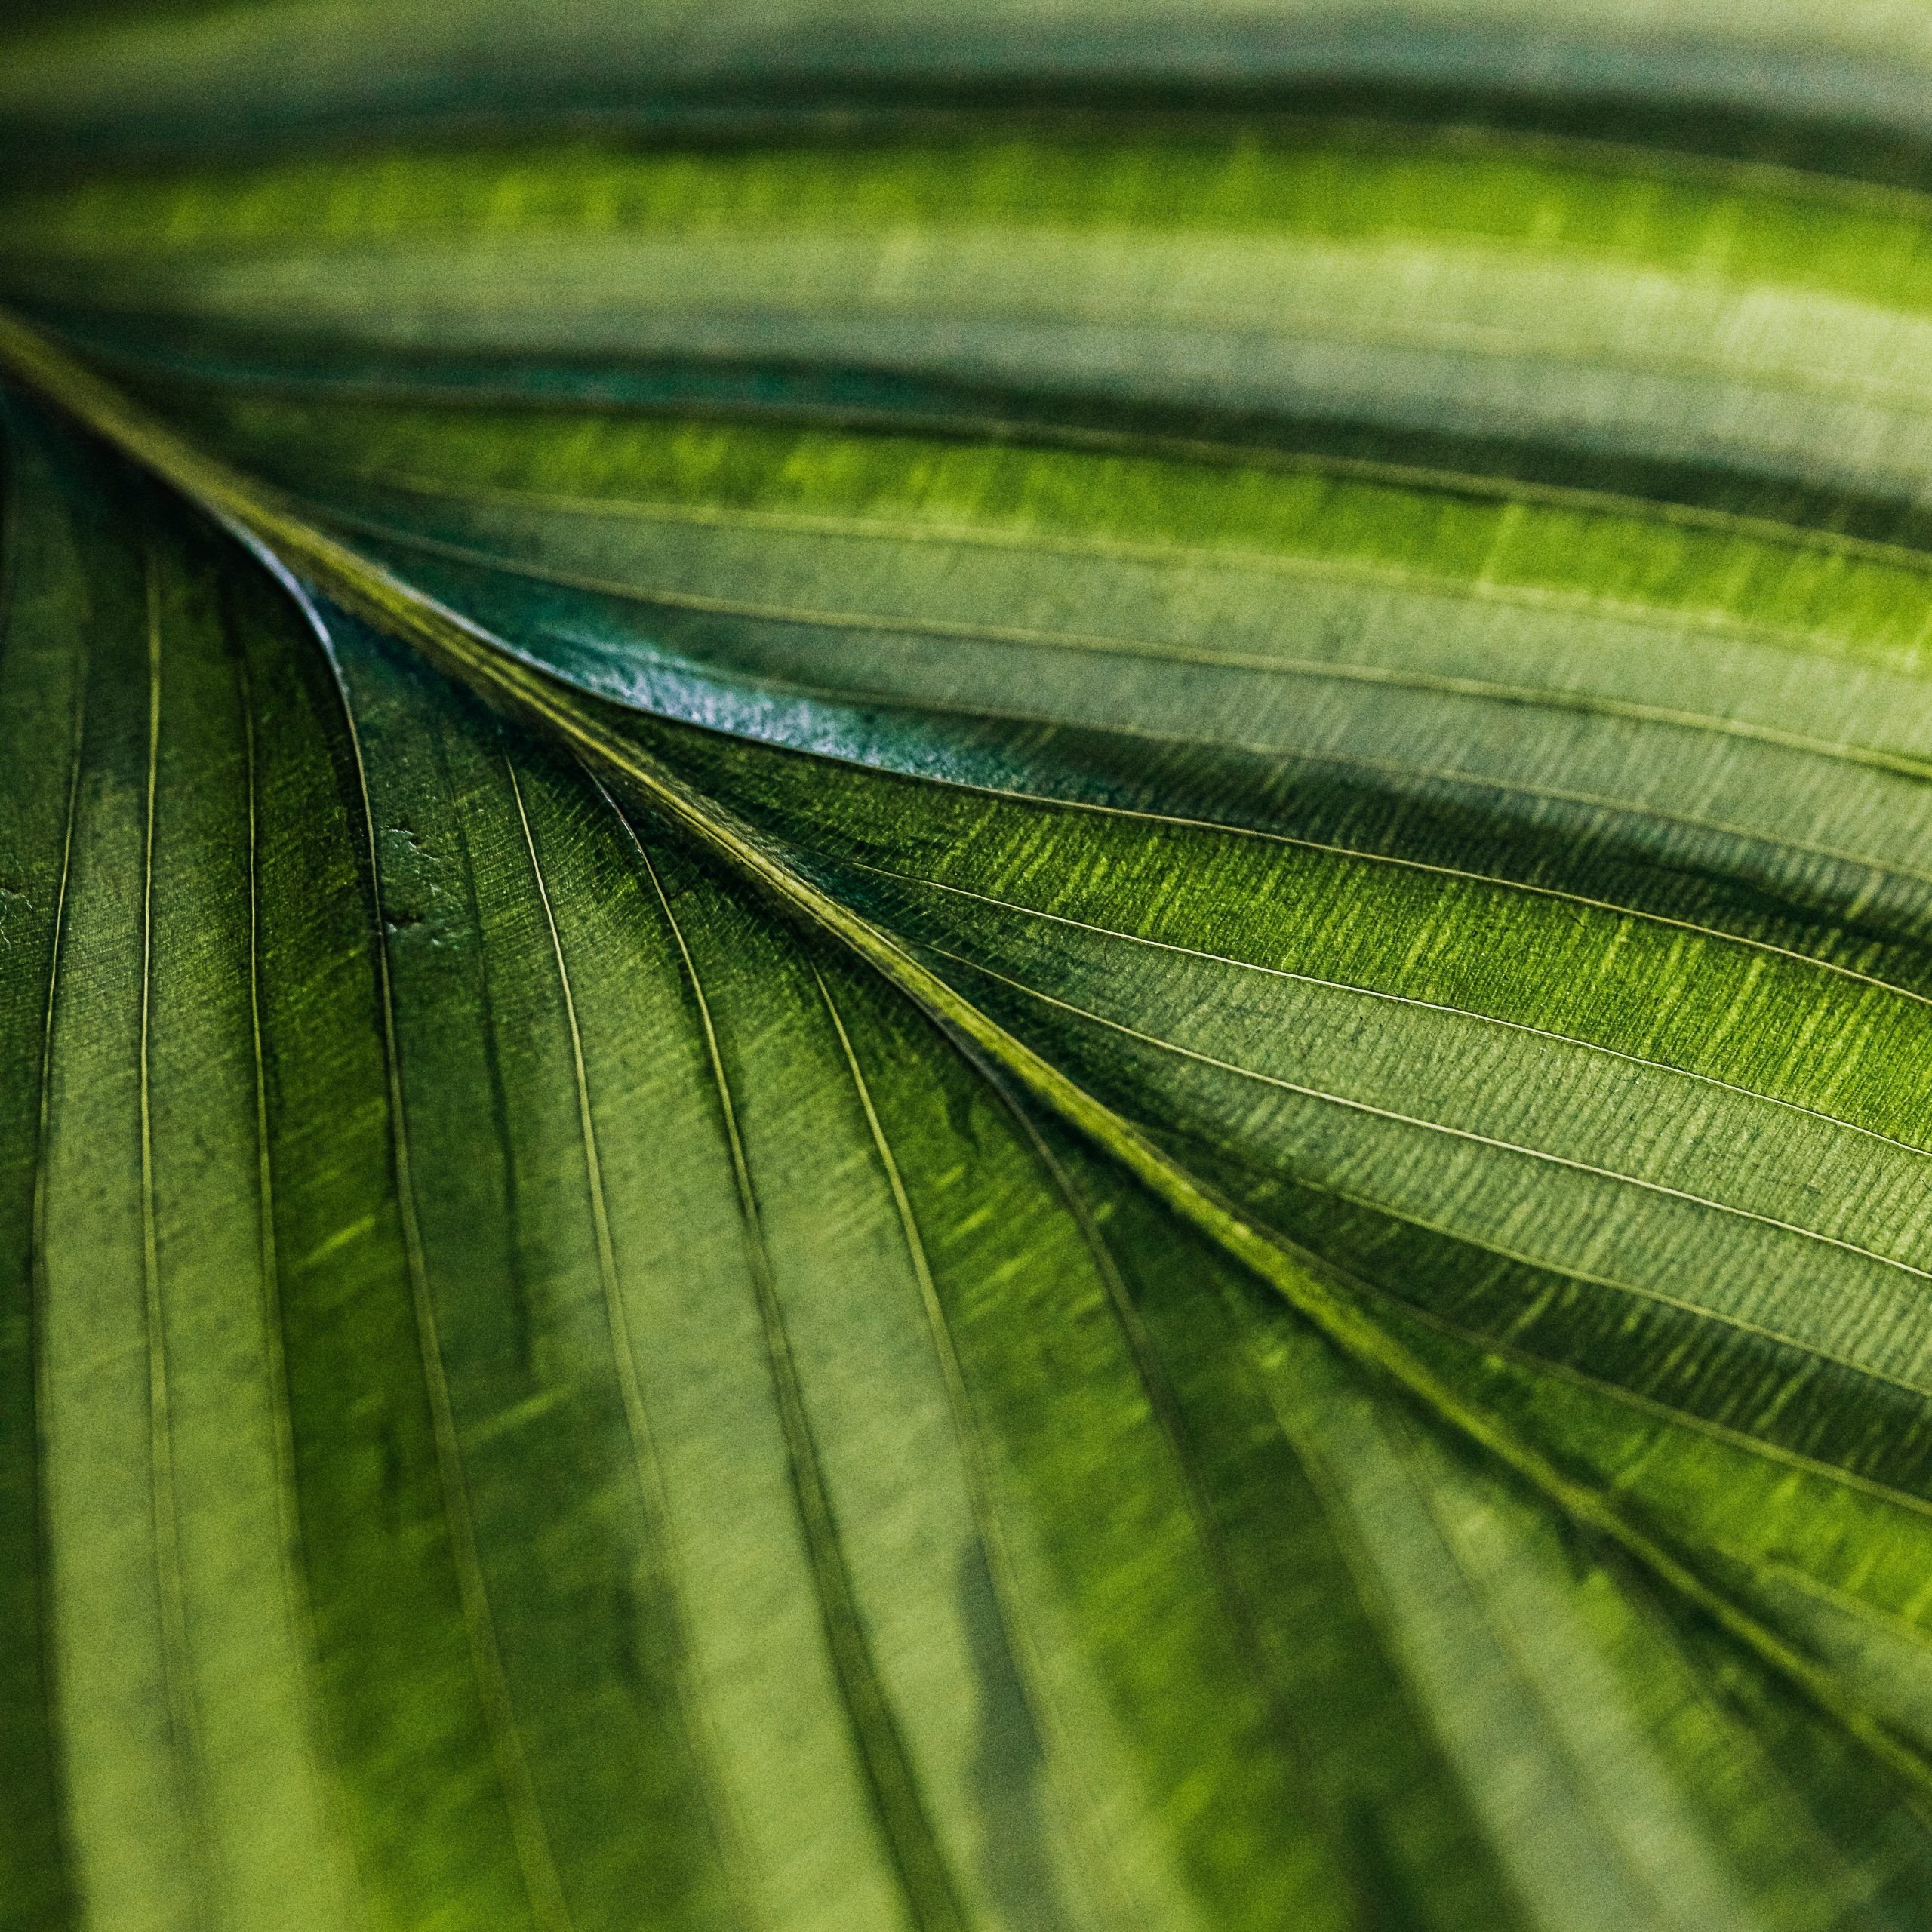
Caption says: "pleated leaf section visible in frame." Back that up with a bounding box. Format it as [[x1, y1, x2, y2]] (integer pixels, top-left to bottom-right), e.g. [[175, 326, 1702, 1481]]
[[15, 23, 1932, 1932], [13, 380, 1932, 1930]]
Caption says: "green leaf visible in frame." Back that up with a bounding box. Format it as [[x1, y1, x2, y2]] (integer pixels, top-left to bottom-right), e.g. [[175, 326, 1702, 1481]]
[[14, 10, 1932, 1927]]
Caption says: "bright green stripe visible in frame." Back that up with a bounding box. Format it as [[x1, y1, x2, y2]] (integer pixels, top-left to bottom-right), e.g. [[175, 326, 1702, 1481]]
[[242, 401, 1932, 678], [38, 112, 1932, 536], [14, 127, 1932, 327]]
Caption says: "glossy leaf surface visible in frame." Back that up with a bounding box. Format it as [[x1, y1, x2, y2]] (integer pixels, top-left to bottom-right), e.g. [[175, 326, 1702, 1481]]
[[9, 5, 1932, 1928]]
